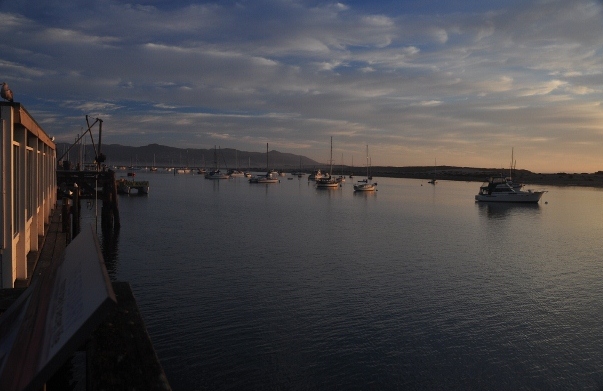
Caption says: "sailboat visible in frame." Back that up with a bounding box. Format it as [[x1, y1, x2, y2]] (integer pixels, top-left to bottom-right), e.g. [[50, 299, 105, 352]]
[[354, 145, 377, 192], [249, 143, 279, 183], [244, 157, 252, 177], [197, 154, 207, 174], [150, 154, 158, 172], [228, 150, 245, 177], [205, 146, 230, 179], [291, 156, 305, 177], [316, 137, 340, 188], [349, 156, 354, 178], [505, 148, 523, 190], [428, 159, 437, 184], [336, 153, 346, 183]]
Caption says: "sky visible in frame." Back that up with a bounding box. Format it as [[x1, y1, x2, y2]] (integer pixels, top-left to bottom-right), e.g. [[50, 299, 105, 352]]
[[1, 0, 603, 173]]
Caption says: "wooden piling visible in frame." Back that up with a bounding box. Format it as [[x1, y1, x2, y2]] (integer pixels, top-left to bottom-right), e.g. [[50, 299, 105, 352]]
[[61, 198, 71, 243], [72, 184, 80, 238], [101, 170, 120, 231], [111, 172, 121, 229]]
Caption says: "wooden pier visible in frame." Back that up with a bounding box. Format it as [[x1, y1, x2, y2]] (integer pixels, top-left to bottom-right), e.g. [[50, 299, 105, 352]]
[[0, 204, 171, 390], [1, 103, 168, 389], [57, 169, 121, 230]]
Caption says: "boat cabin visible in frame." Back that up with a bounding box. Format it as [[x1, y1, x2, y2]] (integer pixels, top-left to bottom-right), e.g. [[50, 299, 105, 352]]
[[478, 177, 515, 196]]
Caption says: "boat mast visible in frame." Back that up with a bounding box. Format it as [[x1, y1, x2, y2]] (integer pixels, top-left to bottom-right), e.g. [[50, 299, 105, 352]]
[[329, 136, 333, 176], [510, 147, 514, 179], [366, 145, 369, 178]]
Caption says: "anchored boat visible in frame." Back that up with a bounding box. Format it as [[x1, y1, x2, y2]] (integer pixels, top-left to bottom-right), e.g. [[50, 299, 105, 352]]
[[249, 143, 279, 184], [354, 145, 377, 192], [475, 177, 545, 203], [316, 137, 340, 189]]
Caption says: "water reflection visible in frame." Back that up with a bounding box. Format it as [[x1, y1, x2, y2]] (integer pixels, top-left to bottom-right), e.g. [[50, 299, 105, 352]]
[[107, 174, 603, 389], [476, 202, 540, 219], [353, 190, 378, 197], [99, 225, 120, 280]]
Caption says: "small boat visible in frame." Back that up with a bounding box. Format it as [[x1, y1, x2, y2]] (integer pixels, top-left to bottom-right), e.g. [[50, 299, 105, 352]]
[[316, 137, 340, 189], [227, 169, 245, 177], [205, 170, 230, 179], [117, 179, 150, 195], [228, 151, 245, 177], [337, 154, 346, 182], [291, 157, 305, 177], [249, 172, 279, 183], [244, 157, 252, 177], [354, 145, 377, 192], [150, 154, 158, 171], [316, 176, 339, 188], [250, 143, 280, 184], [428, 158, 437, 184], [205, 146, 230, 179], [474, 177, 545, 203], [354, 179, 377, 192]]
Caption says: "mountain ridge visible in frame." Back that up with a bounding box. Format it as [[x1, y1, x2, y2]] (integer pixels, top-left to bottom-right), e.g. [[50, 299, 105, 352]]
[[57, 142, 321, 169]]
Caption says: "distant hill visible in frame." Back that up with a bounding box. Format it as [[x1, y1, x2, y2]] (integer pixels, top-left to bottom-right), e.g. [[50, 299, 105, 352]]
[[56, 143, 603, 187], [56, 143, 321, 170]]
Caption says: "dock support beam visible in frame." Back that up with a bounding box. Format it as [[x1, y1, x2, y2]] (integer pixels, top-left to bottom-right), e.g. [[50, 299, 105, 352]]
[[101, 170, 120, 231]]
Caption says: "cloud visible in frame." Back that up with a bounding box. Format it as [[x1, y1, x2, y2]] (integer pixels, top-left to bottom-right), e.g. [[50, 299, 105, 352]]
[[2, 0, 603, 172]]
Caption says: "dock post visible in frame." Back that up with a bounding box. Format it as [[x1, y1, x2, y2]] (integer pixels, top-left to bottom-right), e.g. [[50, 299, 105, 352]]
[[112, 172, 121, 229], [62, 198, 71, 243], [72, 183, 80, 239], [101, 170, 120, 231], [101, 174, 112, 231]]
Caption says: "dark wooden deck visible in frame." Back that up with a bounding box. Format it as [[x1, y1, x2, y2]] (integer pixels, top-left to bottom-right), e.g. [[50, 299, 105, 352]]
[[0, 206, 171, 390]]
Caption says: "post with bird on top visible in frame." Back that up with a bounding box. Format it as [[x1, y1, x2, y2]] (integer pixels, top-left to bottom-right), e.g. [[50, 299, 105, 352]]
[[1, 82, 13, 102]]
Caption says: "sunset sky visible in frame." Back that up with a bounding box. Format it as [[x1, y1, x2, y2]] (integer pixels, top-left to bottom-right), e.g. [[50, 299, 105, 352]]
[[2, 0, 603, 172]]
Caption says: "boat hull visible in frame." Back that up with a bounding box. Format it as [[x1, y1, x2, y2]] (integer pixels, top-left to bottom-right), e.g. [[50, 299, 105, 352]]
[[205, 174, 230, 179], [475, 191, 544, 203], [205, 170, 230, 179], [316, 181, 340, 188], [249, 174, 279, 183], [354, 183, 376, 191], [255, 178, 279, 183]]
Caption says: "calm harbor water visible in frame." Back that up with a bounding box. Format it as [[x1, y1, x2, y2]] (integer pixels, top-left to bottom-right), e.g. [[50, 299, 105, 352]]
[[86, 172, 603, 390]]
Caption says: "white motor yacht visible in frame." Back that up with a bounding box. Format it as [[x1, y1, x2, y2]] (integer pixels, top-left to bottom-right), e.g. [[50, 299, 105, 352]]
[[475, 177, 545, 203]]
